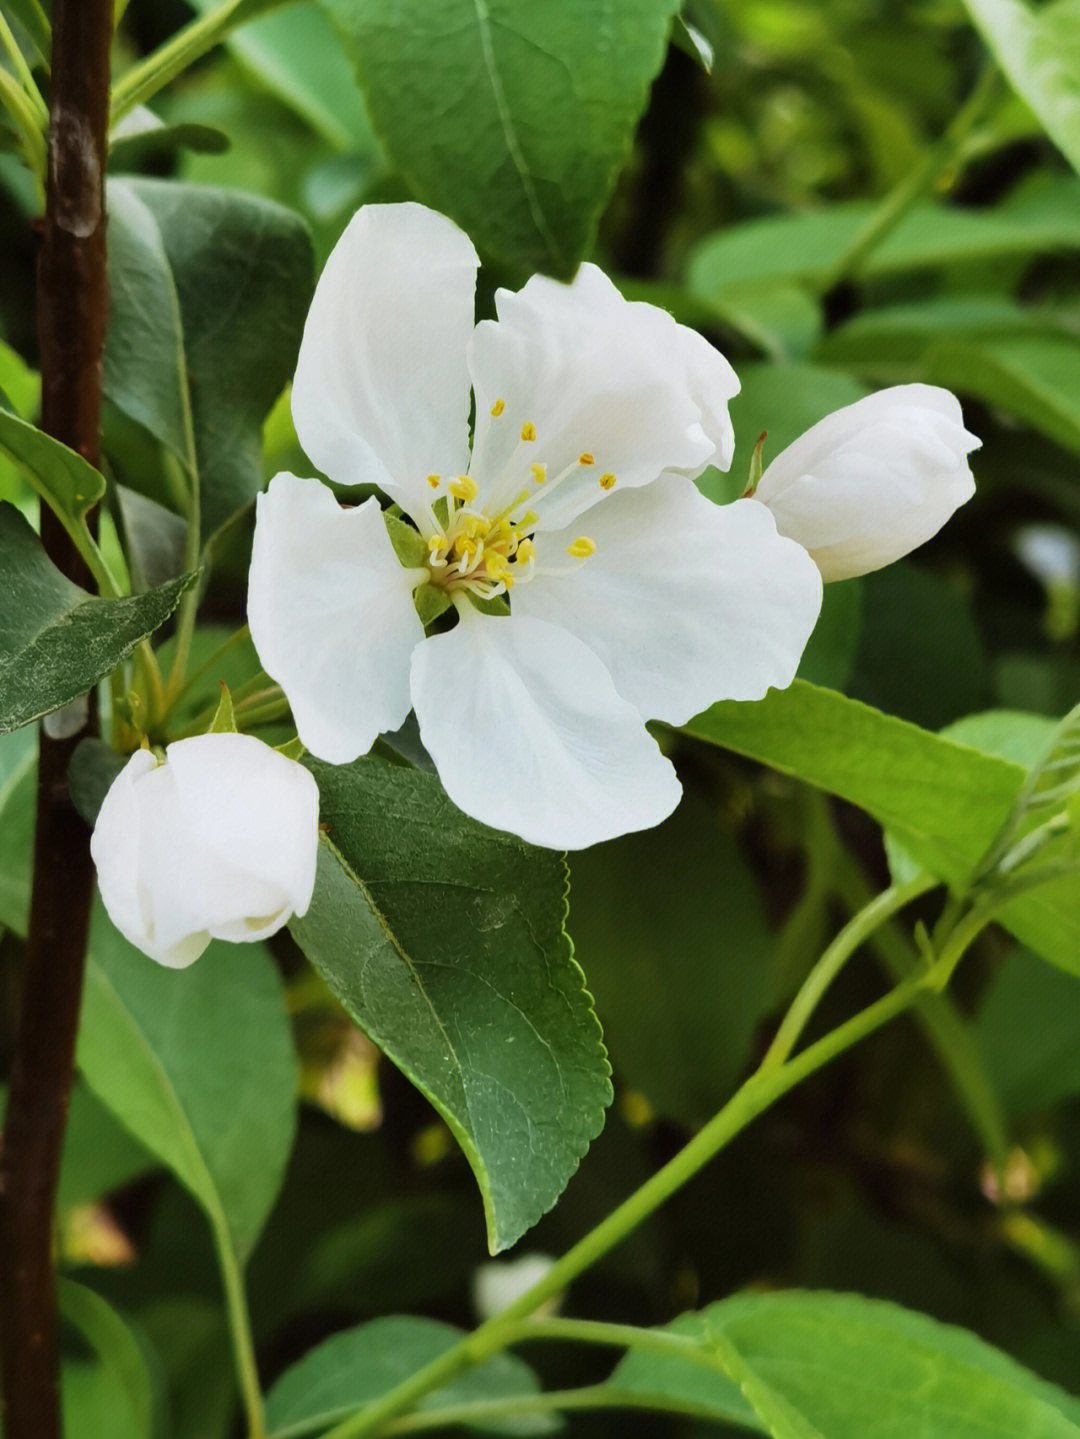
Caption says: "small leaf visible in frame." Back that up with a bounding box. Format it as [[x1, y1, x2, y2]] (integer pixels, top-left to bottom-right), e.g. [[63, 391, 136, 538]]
[[610, 1292, 1080, 1437], [0, 408, 105, 520], [59, 1281, 165, 1439], [264, 1316, 554, 1439], [320, 0, 681, 275], [290, 756, 612, 1252], [0, 504, 197, 736]]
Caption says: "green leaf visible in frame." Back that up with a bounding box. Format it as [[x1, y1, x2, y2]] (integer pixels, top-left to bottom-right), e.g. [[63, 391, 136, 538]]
[[319, 0, 680, 275], [58, 1080, 156, 1210], [611, 1291, 1080, 1436], [922, 335, 1080, 456], [0, 407, 105, 520], [264, 1316, 554, 1438], [570, 794, 774, 1126], [797, 578, 862, 691], [961, 0, 1080, 175], [106, 178, 314, 540], [59, 1281, 165, 1439], [191, 0, 380, 152], [0, 724, 35, 934], [109, 107, 231, 167], [682, 681, 1080, 975], [289, 756, 612, 1252], [77, 903, 298, 1262], [210, 683, 238, 733], [688, 196, 1080, 300], [0, 503, 196, 735]]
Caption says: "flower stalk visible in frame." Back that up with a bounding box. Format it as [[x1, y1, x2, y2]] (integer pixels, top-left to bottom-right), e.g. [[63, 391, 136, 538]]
[[0, 1, 112, 1435]]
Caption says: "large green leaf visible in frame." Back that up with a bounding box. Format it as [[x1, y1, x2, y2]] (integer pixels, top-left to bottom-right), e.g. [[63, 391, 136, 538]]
[[0, 503, 196, 735], [264, 1316, 554, 1438], [961, 0, 1080, 175], [0, 724, 35, 933], [977, 950, 1080, 1115], [319, 0, 680, 275], [570, 794, 774, 1127], [683, 681, 1080, 974], [688, 195, 1080, 301], [289, 756, 612, 1252], [77, 903, 298, 1263], [106, 178, 313, 540], [611, 1291, 1080, 1436]]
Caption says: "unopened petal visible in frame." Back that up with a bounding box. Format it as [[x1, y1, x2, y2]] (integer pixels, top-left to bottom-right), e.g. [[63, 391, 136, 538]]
[[292, 202, 478, 521], [411, 612, 681, 849], [468, 264, 739, 530], [754, 384, 979, 581], [248, 474, 425, 763]]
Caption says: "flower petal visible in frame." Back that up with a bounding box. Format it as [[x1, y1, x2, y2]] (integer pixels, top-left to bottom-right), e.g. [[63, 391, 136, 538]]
[[468, 264, 739, 530], [291, 202, 479, 520], [248, 474, 425, 763], [513, 477, 822, 725], [165, 734, 320, 930], [754, 384, 979, 581], [411, 611, 681, 849]]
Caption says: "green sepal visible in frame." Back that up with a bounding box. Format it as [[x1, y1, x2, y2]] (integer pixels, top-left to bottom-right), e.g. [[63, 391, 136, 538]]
[[383, 509, 427, 569], [467, 591, 510, 618], [413, 583, 452, 627], [275, 735, 307, 761], [209, 683, 237, 734]]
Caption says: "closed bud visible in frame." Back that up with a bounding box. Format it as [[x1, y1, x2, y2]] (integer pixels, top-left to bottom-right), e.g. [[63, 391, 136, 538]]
[[91, 733, 319, 968], [753, 384, 979, 582]]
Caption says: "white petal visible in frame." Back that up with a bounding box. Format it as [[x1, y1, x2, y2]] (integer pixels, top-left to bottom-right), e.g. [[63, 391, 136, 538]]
[[411, 612, 681, 850], [468, 264, 739, 531], [291, 203, 478, 521], [514, 477, 822, 725], [248, 474, 425, 763], [91, 749, 170, 958], [165, 734, 320, 928], [754, 384, 979, 581]]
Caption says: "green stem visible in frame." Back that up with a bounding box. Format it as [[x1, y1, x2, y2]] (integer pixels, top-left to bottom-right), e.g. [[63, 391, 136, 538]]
[[0, 66, 46, 178], [0, 10, 47, 121], [211, 1217, 265, 1439], [110, 0, 289, 124], [759, 871, 937, 1073], [322, 902, 997, 1439], [163, 622, 251, 718], [831, 848, 1011, 1172], [821, 64, 1001, 291]]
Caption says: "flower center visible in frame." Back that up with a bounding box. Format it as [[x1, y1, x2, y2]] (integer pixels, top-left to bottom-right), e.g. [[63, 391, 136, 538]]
[[420, 408, 614, 603]]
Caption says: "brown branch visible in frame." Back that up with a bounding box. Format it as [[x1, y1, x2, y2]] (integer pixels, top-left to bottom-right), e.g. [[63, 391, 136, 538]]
[[0, 2, 112, 1436]]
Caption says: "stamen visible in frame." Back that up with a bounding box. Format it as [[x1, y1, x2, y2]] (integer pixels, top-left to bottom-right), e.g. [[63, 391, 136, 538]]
[[427, 535, 449, 553], [516, 538, 536, 565], [566, 536, 596, 558], [578, 452, 595, 466], [427, 473, 441, 488], [520, 422, 536, 442], [530, 462, 547, 485], [490, 398, 505, 417], [600, 472, 616, 491], [448, 475, 479, 502]]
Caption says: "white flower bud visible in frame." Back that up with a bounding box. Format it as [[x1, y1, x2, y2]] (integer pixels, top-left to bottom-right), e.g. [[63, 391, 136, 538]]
[[90, 733, 320, 968], [753, 384, 979, 582]]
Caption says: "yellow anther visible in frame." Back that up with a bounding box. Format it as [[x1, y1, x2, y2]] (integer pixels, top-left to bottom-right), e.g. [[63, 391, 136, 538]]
[[566, 536, 596, 558], [600, 472, 616, 491], [530, 463, 547, 485], [426, 473, 441, 488], [579, 452, 595, 466], [516, 538, 536, 565], [521, 421, 536, 442], [490, 398, 505, 417], [518, 510, 538, 528], [455, 537, 478, 560], [448, 474, 478, 502], [427, 534, 449, 552]]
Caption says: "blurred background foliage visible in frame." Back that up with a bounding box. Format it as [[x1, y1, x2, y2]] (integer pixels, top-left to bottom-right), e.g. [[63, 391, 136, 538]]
[[4, 0, 1080, 1434]]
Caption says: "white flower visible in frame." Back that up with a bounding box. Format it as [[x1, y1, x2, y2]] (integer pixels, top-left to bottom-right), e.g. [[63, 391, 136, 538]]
[[752, 384, 979, 582], [247, 202, 822, 850], [91, 734, 320, 968]]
